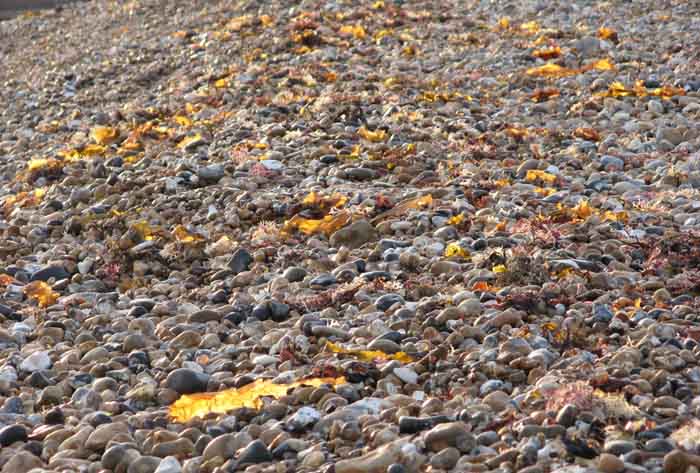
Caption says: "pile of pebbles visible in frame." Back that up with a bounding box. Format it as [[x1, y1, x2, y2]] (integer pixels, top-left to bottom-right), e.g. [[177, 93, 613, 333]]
[[1, 0, 700, 472]]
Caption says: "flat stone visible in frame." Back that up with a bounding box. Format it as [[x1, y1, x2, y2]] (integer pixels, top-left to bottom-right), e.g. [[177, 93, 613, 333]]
[[330, 220, 378, 249], [30, 265, 69, 282], [20, 351, 51, 372], [164, 369, 209, 395], [228, 248, 253, 275], [424, 422, 475, 453], [235, 439, 272, 466], [0, 424, 28, 446]]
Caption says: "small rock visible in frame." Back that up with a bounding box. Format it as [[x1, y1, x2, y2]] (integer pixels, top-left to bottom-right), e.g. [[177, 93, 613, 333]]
[[286, 406, 322, 432], [20, 351, 51, 372], [155, 457, 182, 473], [197, 164, 224, 182], [86, 422, 129, 451], [424, 422, 475, 453], [228, 248, 253, 275], [556, 404, 579, 427], [128, 456, 161, 473], [260, 159, 285, 171], [598, 453, 625, 473], [459, 298, 483, 317], [283, 266, 307, 282], [573, 36, 600, 57], [393, 367, 418, 385], [330, 220, 378, 249], [431, 447, 460, 470], [236, 439, 273, 466], [31, 265, 69, 282], [202, 432, 253, 462], [375, 293, 404, 311], [164, 369, 209, 394], [604, 440, 636, 455], [483, 391, 511, 412], [335, 440, 404, 473], [0, 424, 28, 446], [1, 450, 43, 472], [430, 261, 461, 275]]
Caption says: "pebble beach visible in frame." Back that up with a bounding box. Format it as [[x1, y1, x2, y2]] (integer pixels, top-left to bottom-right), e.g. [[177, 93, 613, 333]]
[[1, 1, 700, 473]]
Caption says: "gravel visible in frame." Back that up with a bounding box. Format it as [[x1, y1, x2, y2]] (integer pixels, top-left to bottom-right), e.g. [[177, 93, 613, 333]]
[[1, 0, 700, 472]]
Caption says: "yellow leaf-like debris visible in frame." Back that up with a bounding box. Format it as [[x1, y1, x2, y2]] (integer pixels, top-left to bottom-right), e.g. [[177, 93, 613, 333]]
[[339, 24, 366, 40], [506, 127, 529, 140], [82, 144, 107, 156], [177, 133, 204, 149], [602, 210, 629, 223], [91, 126, 120, 145], [605, 81, 635, 97], [571, 200, 594, 220], [23, 281, 59, 307], [371, 194, 433, 224], [447, 214, 465, 226], [526, 170, 557, 184], [594, 390, 642, 419], [172, 225, 205, 243], [131, 221, 157, 241], [445, 242, 469, 258], [326, 342, 413, 363], [358, 126, 387, 142], [533, 46, 561, 60], [534, 187, 556, 196], [648, 84, 686, 99], [598, 26, 618, 41], [174, 115, 193, 127], [573, 127, 601, 141], [282, 211, 352, 237], [526, 63, 577, 77], [170, 377, 346, 422], [3, 188, 45, 217], [599, 80, 685, 100], [492, 264, 507, 274], [0, 274, 16, 286], [531, 88, 560, 102], [520, 21, 540, 34], [27, 158, 60, 172], [302, 192, 348, 212], [259, 15, 274, 27], [583, 58, 615, 71]]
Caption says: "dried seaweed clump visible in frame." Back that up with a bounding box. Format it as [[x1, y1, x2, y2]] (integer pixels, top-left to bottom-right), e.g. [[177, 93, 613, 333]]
[[285, 278, 366, 312], [546, 381, 594, 412], [671, 420, 700, 449]]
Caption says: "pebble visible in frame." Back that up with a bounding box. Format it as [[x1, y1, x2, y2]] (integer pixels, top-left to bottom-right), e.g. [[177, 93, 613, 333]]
[[431, 447, 460, 470], [164, 369, 209, 394], [605, 440, 637, 455], [19, 351, 51, 372], [155, 457, 182, 473], [228, 248, 253, 275], [598, 453, 625, 473], [483, 391, 511, 412], [424, 422, 475, 453], [30, 265, 70, 282], [330, 220, 378, 249], [283, 266, 307, 282], [393, 367, 418, 385], [0, 424, 28, 446], [1, 450, 43, 472], [235, 439, 273, 466]]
